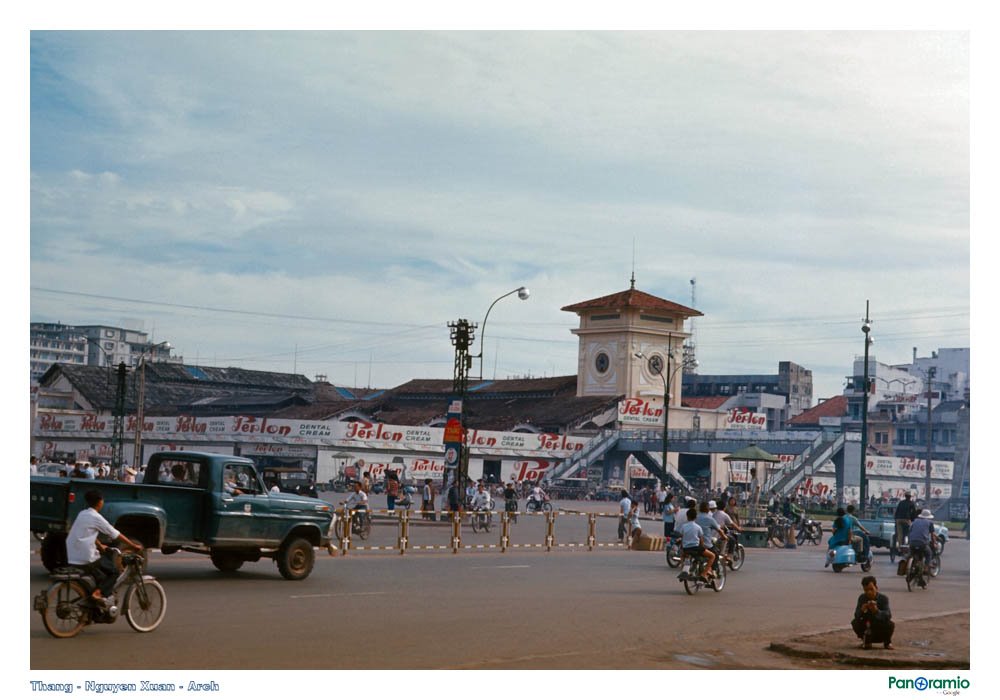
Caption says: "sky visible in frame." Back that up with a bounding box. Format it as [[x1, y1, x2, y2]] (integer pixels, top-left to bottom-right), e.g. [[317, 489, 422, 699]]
[[26, 26, 971, 406]]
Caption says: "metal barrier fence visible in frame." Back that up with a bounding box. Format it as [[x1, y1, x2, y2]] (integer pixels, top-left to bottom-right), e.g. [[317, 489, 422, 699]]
[[330, 508, 633, 555]]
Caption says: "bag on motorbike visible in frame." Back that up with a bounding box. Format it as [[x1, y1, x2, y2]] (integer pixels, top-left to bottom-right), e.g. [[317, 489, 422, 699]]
[[897, 558, 909, 576]]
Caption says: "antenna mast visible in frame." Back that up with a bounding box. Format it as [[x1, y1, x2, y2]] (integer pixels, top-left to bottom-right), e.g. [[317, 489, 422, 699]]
[[684, 277, 697, 371]]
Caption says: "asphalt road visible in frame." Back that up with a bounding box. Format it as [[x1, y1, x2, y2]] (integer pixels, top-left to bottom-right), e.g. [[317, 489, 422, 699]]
[[28, 507, 970, 671]]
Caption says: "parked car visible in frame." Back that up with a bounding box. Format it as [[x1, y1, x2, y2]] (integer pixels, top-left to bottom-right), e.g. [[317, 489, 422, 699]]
[[36, 463, 70, 477]]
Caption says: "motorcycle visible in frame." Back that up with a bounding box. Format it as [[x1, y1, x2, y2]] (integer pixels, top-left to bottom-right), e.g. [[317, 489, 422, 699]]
[[334, 507, 372, 540], [796, 517, 823, 545], [665, 533, 683, 568], [677, 550, 726, 594], [525, 495, 553, 513], [724, 534, 746, 571], [902, 540, 942, 591], [825, 536, 872, 573], [34, 548, 166, 638], [470, 503, 494, 533]]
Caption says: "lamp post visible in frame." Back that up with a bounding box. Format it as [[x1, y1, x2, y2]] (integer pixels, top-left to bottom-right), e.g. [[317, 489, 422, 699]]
[[133, 341, 171, 469], [860, 301, 873, 510], [474, 287, 530, 380], [635, 344, 696, 491]]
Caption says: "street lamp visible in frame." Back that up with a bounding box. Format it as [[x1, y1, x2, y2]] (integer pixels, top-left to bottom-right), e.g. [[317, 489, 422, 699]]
[[860, 301, 873, 510], [133, 341, 172, 469], [635, 344, 697, 490], [474, 287, 530, 380]]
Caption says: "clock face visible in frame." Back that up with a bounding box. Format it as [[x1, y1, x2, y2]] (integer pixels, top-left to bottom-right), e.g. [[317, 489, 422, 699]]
[[595, 352, 610, 374], [647, 354, 664, 375]]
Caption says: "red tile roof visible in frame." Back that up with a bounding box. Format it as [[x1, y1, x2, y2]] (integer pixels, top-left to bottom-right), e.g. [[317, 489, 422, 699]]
[[561, 287, 702, 317], [682, 396, 730, 409], [788, 395, 848, 424]]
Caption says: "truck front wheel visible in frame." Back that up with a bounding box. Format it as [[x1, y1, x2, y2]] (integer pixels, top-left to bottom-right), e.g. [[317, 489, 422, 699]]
[[276, 538, 315, 581], [210, 551, 245, 573]]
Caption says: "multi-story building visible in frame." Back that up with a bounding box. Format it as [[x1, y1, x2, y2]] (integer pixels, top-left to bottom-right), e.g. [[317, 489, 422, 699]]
[[681, 360, 813, 417], [895, 347, 970, 402], [30, 323, 88, 383], [30, 322, 180, 384]]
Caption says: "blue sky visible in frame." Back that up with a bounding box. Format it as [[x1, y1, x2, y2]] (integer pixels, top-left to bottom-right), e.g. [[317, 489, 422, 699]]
[[26, 29, 972, 402]]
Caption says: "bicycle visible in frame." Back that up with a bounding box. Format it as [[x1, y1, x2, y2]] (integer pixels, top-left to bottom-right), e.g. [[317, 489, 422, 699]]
[[34, 547, 166, 638], [334, 507, 372, 540], [765, 515, 790, 547], [470, 504, 494, 533], [504, 498, 518, 524]]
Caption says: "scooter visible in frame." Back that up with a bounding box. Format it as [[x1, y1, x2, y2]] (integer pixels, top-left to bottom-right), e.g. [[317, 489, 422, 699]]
[[825, 537, 872, 573]]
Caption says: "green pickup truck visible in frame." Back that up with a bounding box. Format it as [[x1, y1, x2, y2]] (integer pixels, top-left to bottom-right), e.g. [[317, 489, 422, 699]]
[[856, 504, 950, 559], [30, 451, 335, 580]]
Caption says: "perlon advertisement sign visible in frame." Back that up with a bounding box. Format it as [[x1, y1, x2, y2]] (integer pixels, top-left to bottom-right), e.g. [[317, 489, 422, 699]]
[[34, 411, 588, 458]]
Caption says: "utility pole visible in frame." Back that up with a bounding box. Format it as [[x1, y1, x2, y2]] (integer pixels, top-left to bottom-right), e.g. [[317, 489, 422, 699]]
[[448, 319, 476, 501], [110, 362, 128, 478], [925, 366, 936, 505]]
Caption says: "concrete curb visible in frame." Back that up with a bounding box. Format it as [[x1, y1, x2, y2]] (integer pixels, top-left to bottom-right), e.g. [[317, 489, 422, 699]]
[[768, 610, 970, 669]]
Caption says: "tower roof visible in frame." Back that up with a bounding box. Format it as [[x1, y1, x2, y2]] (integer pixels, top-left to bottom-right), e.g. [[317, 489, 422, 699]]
[[561, 287, 702, 317]]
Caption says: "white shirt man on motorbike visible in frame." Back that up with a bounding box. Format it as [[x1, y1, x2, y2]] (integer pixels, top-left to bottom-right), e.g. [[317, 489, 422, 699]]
[[528, 484, 548, 505], [342, 482, 369, 512], [471, 484, 493, 511]]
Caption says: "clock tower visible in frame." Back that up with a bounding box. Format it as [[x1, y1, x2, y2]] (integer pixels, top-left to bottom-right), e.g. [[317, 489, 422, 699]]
[[561, 281, 702, 401]]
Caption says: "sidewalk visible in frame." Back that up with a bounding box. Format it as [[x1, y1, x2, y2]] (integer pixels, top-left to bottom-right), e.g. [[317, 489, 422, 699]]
[[768, 610, 969, 669]]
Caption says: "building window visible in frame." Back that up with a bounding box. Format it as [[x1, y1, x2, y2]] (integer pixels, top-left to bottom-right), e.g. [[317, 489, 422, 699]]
[[639, 314, 673, 324], [594, 352, 610, 374], [591, 314, 620, 321]]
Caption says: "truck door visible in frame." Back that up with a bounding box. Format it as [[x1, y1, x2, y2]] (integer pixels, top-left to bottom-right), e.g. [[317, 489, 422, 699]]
[[214, 463, 276, 546]]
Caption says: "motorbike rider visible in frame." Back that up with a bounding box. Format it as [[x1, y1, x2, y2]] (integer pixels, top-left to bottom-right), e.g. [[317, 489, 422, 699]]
[[845, 504, 872, 562], [470, 482, 493, 513], [695, 501, 728, 562], [710, 499, 741, 558], [782, 495, 804, 527], [340, 481, 369, 529], [65, 489, 143, 607], [678, 507, 716, 579], [529, 482, 548, 506], [894, 491, 918, 546], [906, 508, 938, 570]]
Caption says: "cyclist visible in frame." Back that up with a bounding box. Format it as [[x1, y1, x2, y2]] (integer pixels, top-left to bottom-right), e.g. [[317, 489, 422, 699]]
[[503, 482, 518, 517], [678, 507, 716, 580], [340, 481, 369, 531], [65, 489, 143, 608], [894, 492, 917, 546], [906, 508, 938, 570]]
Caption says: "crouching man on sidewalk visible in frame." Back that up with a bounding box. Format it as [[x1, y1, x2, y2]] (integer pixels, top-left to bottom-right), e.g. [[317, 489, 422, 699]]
[[852, 575, 895, 650]]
